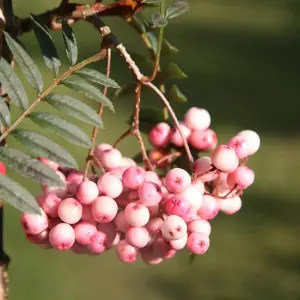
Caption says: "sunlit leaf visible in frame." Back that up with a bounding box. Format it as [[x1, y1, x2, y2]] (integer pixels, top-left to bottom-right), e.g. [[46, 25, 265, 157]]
[[166, 0, 189, 20]]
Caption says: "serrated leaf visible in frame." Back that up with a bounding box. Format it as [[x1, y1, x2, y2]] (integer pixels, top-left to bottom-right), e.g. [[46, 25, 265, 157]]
[[162, 62, 188, 80], [75, 68, 119, 88], [161, 39, 179, 56], [0, 97, 10, 128], [152, 12, 168, 28], [44, 93, 103, 127], [169, 84, 188, 103], [0, 58, 28, 111], [4, 32, 44, 93], [62, 21, 78, 66], [31, 15, 61, 77], [63, 77, 114, 112], [128, 108, 163, 133], [12, 129, 78, 169], [0, 147, 65, 187], [29, 112, 92, 148], [0, 174, 40, 214], [166, 0, 189, 20]]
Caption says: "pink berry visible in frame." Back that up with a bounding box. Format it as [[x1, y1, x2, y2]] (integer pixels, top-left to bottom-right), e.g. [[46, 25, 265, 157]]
[[107, 232, 121, 248], [116, 240, 139, 263], [49, 223, 75, 250], [161, 215, 187, 240], [122, 166, 145, 190], [97, 222, 117, 245], [76, 180, 99, 205], [97, 173, 123, 198], [71, 242, 88, 254], [170, 233, 188, 250], [115, 191, 132, 207], [188, 219, 211, 235], [193, 156, 218, 182], [87, 231, 107, 253], [181, 208, 197, 223], [120, 157, 136, 168], [197, 195, 219, 220], [217, 196, 242, 215], [58, 198, 82, 224], [189, 129, 217, 152], [187, 232, 210, 255], [144, 171, 162, 186], [148, 122, 171, 148], [21, 209, 48, 235], [107, 167, 128, 179], [67, 172, 83, 195], [114, 211, 131, 232], [141, 247, 163, 265], [48, 218, 60, 229], [228, 135, 249, 159], [165, 168, 191, 194], [94, 143, 113, 159], [26, 229, 49, 244], [237, 130, 260, 155], [179, 185, 203, 211], [147, 204, 160, 218], [124, 201, 150, 227], [125, 227, 150, 248], [74, 222, 97, 245], [39, 157, 59, 170], [145, 217, 163, 235], [149, 148, 171, 169], [170, 123, 191, 147], [211, 145, 239, 173], [81, 205, 96, 224], [152, 236, 176, 259], [227, 166, 255, 189], [40, 193, 62, 218], [184, 107, 211, 130], [99, 148, 122, 169], [92, 196, 118, 223], [138, 181, 162, 207], [165, 195, 191, 217]]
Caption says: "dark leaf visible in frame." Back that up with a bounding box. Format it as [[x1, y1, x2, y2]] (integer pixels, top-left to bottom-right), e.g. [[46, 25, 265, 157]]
[[12, 129, 78, 169], [0, 174, 41, 214], [168, 84, 188, 102], [4, 31, 44, 93], [31, 15, 61, 77], [113, 82, 136, 98], [0, 147, 65, 187], [161, 62, 188, 80], [0, 97, 10, 129], [62, 21, 78, 66], [161, 39, 179, 56], [152, 12, 168, 28], [146, 32, 158, 54], [29, 112, 92, 148], [0, 58, 28, 111]]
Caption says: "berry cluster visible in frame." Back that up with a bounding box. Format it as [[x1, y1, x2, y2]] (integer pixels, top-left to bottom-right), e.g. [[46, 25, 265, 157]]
[[20, 106, 260, 265]]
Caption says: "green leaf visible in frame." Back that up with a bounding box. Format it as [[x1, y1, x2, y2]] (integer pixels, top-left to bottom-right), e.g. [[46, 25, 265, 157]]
[[62, 21, 78, 66], [31, 15, 61, 77], [162, 62, 188, 80], [168, 84, 188, 103], [165, 0, 189, 20], [29, 112, 92, 148], [146, 32, 158, 54], [0, 58, 28, 111], [143, 0, 161, 3], [4, 32, 44, 93], [152, 12, 168, 28], [161, 39, 179, 56], [130, 16, 147, 34], [44, 93, 103, 127], [75, 68, 119, 88], [12, 129, 78, 169], [113, 82, 136, 98], [0, 174, 41, 214], [0, 147, 65, 187], [0, 97, 10, 128], [63, 77, 114, 112]]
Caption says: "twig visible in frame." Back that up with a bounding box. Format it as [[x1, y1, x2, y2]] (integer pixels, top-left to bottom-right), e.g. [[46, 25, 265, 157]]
[[154, 151, 182, 169], [143, 81, 194, 170], [113, 129, 131, 148], [83, 49, 112, 180], [0, 53, 103, 144]]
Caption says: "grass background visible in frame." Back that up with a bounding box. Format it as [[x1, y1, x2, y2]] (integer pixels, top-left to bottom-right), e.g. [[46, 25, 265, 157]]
[[3, 0, 300, 299]]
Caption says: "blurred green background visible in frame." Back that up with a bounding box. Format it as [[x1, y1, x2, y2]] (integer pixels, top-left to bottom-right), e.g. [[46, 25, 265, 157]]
[[3, 0, 300, 299]]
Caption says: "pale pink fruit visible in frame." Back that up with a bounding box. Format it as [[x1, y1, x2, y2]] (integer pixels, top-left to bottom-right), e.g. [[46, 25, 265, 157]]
[[40, 193, 62, 218], [181, 208, 197, 223], [152, 236, 176, 259], [138, 181, 162, 206], [97, 222, 118, 246], [197, 195, 219, 220], [237, 130, 260, 155], [87, 231, 107, 253], [92, 196, 118, 223], [99, 148, 122, 169], [26, 230, 49, 245], [179, 185, 203, 211], [74, 222, 97, 245], [49, 223, 75, 250], [211, 145, 239, 173], [189, 129, 217, 152], [124, 201, 150, 227], [58, 198, 82, 224], [122, 166, 145, 190], [227, 166, 255, 189], [165, 168, 191, 194], [170, 123, 191, 147], [67, 172, 83, 195], [193, 156, 218, 182], [165, 195, 191, 217], [188, 219, 211, 235], [161, 215, 187, 240], [184, 107, 211, 130], [116, 240, 139, 263], [187, 232, 210, 255], [228, 135, 249, 159], [81, 205, 96, 224], [144, 171, 162, 186], [76, 180, 99, 205], [217, 196, 242, 215], [21, 209, 48, 235], [125, 227, 150, 248], [141, 246, 163, 265], [148, 122, 171, 148], [147, 204, 160, 218], [114, 211, 131, 232], [170, 233, 188, 250], [94, 143, 113, 159], [97, 173, 123, 198], [146, 217, 163, 235]]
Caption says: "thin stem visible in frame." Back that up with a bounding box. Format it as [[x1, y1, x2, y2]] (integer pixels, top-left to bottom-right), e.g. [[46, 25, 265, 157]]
[[83, 49, 112, 180], [0, 53, 102, 144], [148, 0, 165, 82], [113, 129, 131, 148], [154, 151, 182, 169], [143, 81, 194, 169]]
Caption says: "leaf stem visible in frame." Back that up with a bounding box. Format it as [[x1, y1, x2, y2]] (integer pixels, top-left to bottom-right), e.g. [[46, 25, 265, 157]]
[[0, 53, 102, 144], [143, 81, 194, 170], [83, 49, 111, 180]]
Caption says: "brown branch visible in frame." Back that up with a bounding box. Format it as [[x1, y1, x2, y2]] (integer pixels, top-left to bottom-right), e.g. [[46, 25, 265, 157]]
[[154, 151, 182, 169]]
